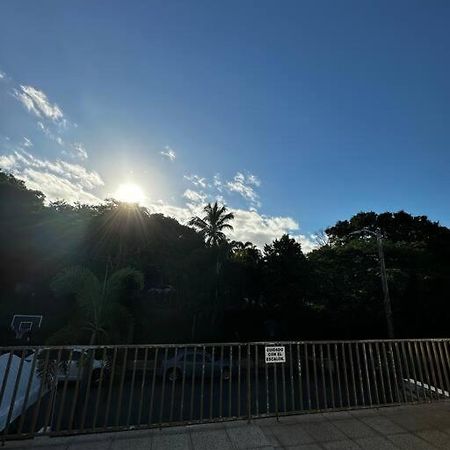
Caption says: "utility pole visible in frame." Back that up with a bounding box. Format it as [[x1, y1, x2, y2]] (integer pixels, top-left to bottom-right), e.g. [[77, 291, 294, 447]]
[[350, 228, 395, 338]]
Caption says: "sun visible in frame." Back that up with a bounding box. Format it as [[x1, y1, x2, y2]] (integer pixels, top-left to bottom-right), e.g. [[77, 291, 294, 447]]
[[115, 183, 146, 204]]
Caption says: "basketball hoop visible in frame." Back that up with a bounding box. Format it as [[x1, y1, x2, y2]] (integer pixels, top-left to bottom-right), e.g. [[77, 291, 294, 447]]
[[11, 315, 43, 341]]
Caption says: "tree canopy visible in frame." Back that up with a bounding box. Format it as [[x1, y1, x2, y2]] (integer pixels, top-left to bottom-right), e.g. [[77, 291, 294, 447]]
[[1, 170, 450, 344]]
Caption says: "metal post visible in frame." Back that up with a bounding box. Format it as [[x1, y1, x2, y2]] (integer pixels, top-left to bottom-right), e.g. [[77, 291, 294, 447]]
[[377, 234, 395, 338]]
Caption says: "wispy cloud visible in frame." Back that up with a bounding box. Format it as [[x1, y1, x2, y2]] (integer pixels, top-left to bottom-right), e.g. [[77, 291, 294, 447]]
[[23, 137, 32, 147], [63, 142, 88, 160], [160, 146, 176, 161], [13, 85, 64, 123], [184, 174, 207, 188], [0, 149, 103, 204], [226, 172, 261, 208]]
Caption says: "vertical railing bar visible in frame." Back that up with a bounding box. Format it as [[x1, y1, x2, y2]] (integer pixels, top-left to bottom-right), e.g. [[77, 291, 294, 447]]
[[419, 341, 433, 400], [319, 344, 328, 410], [148, 347, 159, 425], [281, 352, 287, 413], [273, 360, 278, 420], [437, 341, 450, 395], [228, 345, 233, 418], [388, 342, 401, 403], [362, 343, 373, 407], [375, 342, 387, 405], [209, 346, 215, 420], [169, 347, 179, 423], [393, 342, 407, 403], [247, 344, 252, 421], [368, 343, 380, 405], [355, 343, 365, 406], [180, 346, 188, 422], [199, 346, 206, 422], [341, 343, 350, 408], [334, 344, 342, 409], [159, 347, 169, 426], [103, 347, 118, 428], [413, 341, 428, 402], [125, 347, 139, 427], [289, 344, 295, 412], [237, 345, 241, 418], [5, 349, 27, 436], [312, 344, 320, 409], [327, 343, 336, 410], [305, 344, 311, 410], [189, 346, 197, 421], [265, 345, 270, 414], [219, 345, 224, 418], [92, 347, 107, 430], [137, 347, 149, 426], [431, 341, 444, 399], [18, 349, 39, 435], [254, 345, 259, 416], [42, 349, 61, 434], [381, 342, 394, 404], [31, 349, 51, 435], [79, 348, 95, 433], [400, 342, 412, 404], [425, 341, 439, 400], [68, 349, 86, 432], [406, 341, 420, 403], [114, 347, 129, 427], [296, 344, 304, 411], [348, 342, 358, 407], [57, 349, 74, 432]]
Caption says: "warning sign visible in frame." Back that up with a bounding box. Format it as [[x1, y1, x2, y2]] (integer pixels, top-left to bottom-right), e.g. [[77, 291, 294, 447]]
[[265, 346, 286, 363]]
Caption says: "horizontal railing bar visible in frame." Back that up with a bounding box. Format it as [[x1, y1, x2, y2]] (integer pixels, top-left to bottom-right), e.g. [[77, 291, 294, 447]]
[[3, 338, 450, 352]]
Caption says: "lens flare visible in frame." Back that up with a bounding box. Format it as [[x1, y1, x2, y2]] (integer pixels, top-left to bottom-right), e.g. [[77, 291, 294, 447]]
[[115, 183, 145, 204]]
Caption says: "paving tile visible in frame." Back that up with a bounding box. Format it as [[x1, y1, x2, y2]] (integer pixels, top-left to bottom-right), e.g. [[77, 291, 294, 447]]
[[300, 422, 347, 443], [268, 424, 315, 446], [361, 416, 406, 434], [69, 441, 112, 450], [355, 436, 399, 449], [283, 445, 322, 450], [151, 432, 191, 450], [389, 413, 435, 432], [260, 426, 281, 447], [330, 419, 376, 439], [416, 430, 450, 449], [226, 424, 271, 449], [190, 430, 234, 450], [322, 440, 361, 449], [111, 437, 151, 450], [387, 433, 438, 450]]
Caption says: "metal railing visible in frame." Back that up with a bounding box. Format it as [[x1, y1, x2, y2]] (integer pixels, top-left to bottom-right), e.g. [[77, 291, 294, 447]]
[[1, 339, 449, 442]]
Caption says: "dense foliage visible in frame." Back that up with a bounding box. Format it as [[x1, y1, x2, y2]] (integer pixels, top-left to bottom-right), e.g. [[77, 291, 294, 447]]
[[1, 171, 450, 344]]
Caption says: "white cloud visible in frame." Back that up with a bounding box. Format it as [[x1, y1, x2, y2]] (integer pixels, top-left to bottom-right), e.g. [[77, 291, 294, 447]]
[[0, 149, 103, 204], [184, 174, 207, 188], [160, 146, 176, 161], [13, 85, 64, 123], [226, 172, 261, 208], [183, 189, 207, 204], [71, 143, 88, 160], [0, 71, 5, 80], [23, 137, 33, 147]]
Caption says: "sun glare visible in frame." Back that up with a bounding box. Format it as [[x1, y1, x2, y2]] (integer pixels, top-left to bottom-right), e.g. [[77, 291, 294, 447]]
[[115, 183, 146, 204]]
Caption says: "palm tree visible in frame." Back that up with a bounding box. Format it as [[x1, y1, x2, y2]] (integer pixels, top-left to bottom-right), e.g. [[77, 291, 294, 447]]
[[188, 202, 234, 247], [188, 202, 234, 326], [51, 265, 144, 344]]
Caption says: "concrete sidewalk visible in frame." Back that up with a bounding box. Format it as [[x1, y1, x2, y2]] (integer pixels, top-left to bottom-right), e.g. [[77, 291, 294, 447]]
[[7, 402, 450, 449]]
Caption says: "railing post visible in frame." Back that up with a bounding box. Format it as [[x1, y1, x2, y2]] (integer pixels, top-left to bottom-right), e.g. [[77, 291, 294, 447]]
[[247, 343, 251, 423]]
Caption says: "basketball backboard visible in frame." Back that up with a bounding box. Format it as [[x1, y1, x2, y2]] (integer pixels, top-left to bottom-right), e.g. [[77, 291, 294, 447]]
[[10, 315, 43, 340]]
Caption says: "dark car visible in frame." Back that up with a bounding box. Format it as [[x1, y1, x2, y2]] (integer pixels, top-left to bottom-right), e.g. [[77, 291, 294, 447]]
[[161, 350, 231, 382]]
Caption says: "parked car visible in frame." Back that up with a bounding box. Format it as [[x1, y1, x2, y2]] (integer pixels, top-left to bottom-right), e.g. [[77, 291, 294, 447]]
[[161, 350, 231, 382], [26, 348, 106, 383]]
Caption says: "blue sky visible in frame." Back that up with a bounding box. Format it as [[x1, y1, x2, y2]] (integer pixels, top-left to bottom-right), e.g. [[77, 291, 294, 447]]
[[1, 1, 450, 249]]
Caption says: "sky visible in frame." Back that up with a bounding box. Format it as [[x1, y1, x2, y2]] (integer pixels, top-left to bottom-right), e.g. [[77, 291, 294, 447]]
[[1, 1, 450, 250]]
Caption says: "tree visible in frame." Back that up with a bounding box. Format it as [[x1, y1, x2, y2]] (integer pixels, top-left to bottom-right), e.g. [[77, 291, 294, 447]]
[[51, 266, 144, 344], [188, 202, 234, 247]]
